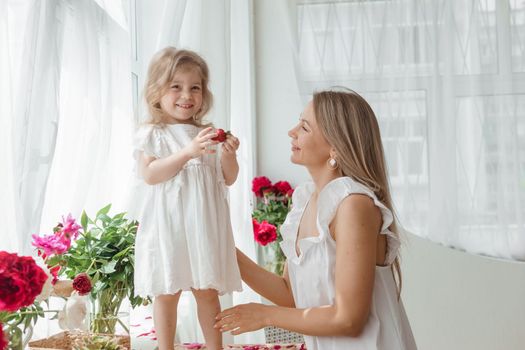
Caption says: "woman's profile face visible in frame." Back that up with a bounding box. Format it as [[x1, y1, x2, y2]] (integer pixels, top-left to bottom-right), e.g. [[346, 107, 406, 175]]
[[288, 101, 331, 168]]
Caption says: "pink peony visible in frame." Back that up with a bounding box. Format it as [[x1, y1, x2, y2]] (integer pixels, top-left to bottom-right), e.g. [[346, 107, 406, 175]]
[[32, 214, 80, 258], [59, 214, 81, 240], [32, 234, 70, 257]]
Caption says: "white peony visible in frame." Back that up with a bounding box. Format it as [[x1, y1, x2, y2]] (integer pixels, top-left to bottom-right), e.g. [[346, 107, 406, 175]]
[[58, 291, 89, 331]]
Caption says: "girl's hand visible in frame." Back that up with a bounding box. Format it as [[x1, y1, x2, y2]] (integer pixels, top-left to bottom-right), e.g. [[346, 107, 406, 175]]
[[214, 303, 270, 335], [222, 133, 240, 155], [183, 127, 219, 159]]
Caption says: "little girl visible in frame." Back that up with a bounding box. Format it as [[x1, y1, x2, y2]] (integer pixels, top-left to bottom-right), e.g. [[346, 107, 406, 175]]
[[131, 47, 242, 350]]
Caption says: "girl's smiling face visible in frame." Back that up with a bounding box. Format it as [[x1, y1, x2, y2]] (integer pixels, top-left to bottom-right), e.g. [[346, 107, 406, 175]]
[[160, 66, 203, 124]]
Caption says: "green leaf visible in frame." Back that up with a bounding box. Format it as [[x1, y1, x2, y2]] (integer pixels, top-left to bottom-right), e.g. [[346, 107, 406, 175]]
[[113, 212, 126, 221], [81, 210, 88, 231], [100, 260, 117, 274], [92, 271, 100, 284], [98, 213, 112, 225], [96, 203, 112, 217], [92, 280, 106, 294]]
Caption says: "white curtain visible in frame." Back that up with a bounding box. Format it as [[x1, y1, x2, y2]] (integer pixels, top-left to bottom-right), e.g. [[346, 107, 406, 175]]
[[1, 0, 260, 346], [0, 0, 64, 254], [0, 0, 134, 341], [39, 0, 134, 230], [283, 0, 525, 261], [0, 0, 133, 251], [133, 0, 263, 345]]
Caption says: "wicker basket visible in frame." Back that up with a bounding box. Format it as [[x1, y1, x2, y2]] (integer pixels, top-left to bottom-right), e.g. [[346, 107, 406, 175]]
[[28, 331, 130, 350], [263, 326, 304, 344]]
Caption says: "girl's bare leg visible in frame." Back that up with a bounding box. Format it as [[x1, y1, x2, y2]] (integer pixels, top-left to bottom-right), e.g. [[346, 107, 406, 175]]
[[154, 292, 182, 350], [191, 288, 222, 350]]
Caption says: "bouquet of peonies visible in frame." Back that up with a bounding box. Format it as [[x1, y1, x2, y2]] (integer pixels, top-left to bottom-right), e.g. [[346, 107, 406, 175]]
[[0, 251, 50, 349], [31, 214, 94, 331], [0, 214, 95, 350], [251, 176, 294, 276], [56, 204, 149, 334]]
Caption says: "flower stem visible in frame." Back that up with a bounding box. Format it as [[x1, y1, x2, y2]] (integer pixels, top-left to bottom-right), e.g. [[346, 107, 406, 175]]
[[13, 310, 61, 315]]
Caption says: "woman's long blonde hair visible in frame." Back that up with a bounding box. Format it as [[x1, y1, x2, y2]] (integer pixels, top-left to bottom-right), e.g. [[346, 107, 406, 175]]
[[313, 88, 402, 296], [143, 47, 212, 126]]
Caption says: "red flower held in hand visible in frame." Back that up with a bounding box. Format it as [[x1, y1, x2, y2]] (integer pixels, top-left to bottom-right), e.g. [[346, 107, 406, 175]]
[[72, 273, 92, 295], [254, 220, 278, 246], [0, 252, 48, 312], [274, 181, 292, 196], [211, 128, 230, 143], [0, 322, 7, 350], [252, 176, 273, 197]]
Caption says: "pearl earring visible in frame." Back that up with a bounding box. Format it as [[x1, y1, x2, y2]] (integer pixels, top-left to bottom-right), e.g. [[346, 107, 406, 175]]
[[328, 157, 338, 170]]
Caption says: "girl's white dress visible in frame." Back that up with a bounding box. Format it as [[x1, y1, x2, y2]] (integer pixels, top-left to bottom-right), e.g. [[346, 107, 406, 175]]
[[279, 177, 417, 350], [130, 123, 242, 297]]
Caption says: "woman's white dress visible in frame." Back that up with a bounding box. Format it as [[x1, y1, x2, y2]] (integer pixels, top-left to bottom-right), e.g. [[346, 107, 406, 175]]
[[130, 123, 242, 297], [279, 176, 417, 350]]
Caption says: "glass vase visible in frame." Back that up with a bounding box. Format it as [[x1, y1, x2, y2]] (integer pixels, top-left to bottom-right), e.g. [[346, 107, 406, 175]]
[[89, 288, 129, 335], [260, 242, 286, 276], [4, 324, 33, 350]]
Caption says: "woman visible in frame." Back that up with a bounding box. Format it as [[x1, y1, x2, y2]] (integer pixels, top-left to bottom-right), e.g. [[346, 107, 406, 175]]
[[214, 89, 417, 349]]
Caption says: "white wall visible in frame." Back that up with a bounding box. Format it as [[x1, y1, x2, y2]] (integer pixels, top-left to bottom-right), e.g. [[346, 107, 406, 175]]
[[254, 0, 309, 185], [401, 234, 525, 350], [254, 1, 525, 349]]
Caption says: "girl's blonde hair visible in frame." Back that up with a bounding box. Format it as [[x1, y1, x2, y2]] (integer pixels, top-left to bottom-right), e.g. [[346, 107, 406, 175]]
[[144, 47, 212, 126], [312, 88, 403, 296]]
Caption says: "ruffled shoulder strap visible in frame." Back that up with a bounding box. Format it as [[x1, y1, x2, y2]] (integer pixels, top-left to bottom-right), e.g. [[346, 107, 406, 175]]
[[133, 124, 165, 159], [290, 181, 315, 209], [317, 177, 400, 265]]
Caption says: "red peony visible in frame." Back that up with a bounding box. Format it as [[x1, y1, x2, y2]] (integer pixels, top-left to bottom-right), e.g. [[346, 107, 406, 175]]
[[0, 252, 48, 312], [274, 181, 292, 196], [262, 186, 276, 196], [72, 273, 92, 295], [0, 323, 7, 350], [286, 189, 294, 197], [49, 265, 61, 285], [252, 176, 273, 197], [254, 220, 278, 246], [252, 218, 260, 233]]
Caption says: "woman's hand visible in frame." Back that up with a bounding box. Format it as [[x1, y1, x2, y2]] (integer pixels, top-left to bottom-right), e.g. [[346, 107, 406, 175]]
[[183, 127, 219, 159], [222, 132, 240, 156], [214, 303, 270, 335]]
